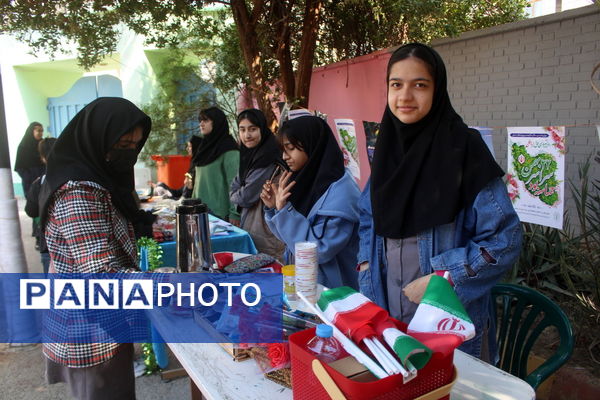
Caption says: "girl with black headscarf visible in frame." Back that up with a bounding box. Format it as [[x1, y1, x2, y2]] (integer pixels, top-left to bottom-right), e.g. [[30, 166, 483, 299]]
[[357, 43, 522, 362], [15, 122, 46, 242], [230, 109, 285, 259], [260, 115, 360, 289], [191, 106, 240, 222], [14, 121, 45, 194], [40, 97, 151, 400]]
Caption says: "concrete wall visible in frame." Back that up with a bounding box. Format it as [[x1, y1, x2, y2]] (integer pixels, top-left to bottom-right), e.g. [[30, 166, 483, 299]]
[[434, 5, 599, 169], [434, 4, 600, 226], [309, 5, 600, 227]]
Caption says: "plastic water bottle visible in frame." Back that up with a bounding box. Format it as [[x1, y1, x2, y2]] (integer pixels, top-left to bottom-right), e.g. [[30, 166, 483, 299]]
[[306, 324, 343, 363]]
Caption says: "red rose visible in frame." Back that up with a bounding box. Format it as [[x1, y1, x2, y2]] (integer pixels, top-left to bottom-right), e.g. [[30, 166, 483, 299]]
[[267, 343, 290, 369]]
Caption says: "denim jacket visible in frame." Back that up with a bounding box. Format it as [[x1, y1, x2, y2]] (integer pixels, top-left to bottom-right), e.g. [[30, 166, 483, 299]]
[[265, 171, 360, 289], [357, 177, 522, 361]]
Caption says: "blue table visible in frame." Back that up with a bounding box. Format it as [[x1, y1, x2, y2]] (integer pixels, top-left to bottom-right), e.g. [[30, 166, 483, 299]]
[[159, 215, 257, 267], [148, 215, 257, 368]]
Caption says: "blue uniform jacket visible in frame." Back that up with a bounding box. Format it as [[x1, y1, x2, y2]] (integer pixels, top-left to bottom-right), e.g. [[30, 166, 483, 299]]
[[357, 177, 522, 361], [265, 171, 360, 289]]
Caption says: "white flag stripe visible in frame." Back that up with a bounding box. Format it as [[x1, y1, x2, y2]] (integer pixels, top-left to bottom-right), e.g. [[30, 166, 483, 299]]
[[382, 327, 408, 344], [408, 303, 475, 340], [319, 292, 370, 322]]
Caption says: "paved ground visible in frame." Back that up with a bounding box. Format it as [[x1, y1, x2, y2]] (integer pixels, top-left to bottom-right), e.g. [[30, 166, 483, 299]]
[[0, 198, 189, 400]]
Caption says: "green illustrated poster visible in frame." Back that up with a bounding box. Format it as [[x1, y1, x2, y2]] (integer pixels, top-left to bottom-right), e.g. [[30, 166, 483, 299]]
[[507, 126, 565, 229], [334, 119, 360, 180]]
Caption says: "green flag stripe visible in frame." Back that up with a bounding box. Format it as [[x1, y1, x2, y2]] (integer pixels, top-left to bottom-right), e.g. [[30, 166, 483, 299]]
[[382, 328, 432, 370], [316, 286, 359, 311], [422, 275, 471, 321], [391, 336, 432, 370]]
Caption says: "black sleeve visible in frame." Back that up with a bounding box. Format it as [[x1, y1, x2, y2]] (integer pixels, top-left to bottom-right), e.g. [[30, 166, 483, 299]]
[[24, 177, 42, 218], [133, 209, 158, 240], [169, 186, 184, 199], [181, 186, 192, 199]]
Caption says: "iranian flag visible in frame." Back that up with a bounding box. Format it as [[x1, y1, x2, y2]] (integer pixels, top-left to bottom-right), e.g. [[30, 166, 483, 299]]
[[317, 286, 432, 370], [407, 275, 475, 341], [377, 320, 432, 369]]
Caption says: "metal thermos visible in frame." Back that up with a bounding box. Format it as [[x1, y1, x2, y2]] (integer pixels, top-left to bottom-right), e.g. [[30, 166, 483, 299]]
[[176, 199, 213, 272]]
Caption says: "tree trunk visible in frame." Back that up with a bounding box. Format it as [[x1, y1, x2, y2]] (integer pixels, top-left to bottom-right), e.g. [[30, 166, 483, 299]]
[[230, 0, 278, 128], [272, 0, 295, 101], [294, 0, 323, 108]]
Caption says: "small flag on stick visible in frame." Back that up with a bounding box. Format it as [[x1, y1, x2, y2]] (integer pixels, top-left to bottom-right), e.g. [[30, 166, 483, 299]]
[[407, 275, 475, 341], [317, 287, 431, 371]]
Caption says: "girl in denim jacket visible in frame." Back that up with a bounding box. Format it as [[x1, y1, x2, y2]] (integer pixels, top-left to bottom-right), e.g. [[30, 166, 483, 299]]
[[358, 43, 522, 362], [261, 116, 360, 289]]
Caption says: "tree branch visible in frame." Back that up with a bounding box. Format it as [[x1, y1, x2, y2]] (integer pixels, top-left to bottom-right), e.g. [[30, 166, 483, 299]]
[[271, 0, 295, 99], [295, 0, 323, 107], [250, 0, 265, 25], [229, 0, 277, 127]]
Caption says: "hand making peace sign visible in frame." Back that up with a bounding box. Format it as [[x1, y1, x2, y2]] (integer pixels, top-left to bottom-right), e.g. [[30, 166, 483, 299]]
[[260, 170, 296, 210]]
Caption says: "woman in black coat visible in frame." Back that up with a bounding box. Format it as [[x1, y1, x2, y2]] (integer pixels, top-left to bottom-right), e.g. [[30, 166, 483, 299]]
[[14, 122, 45, 194]]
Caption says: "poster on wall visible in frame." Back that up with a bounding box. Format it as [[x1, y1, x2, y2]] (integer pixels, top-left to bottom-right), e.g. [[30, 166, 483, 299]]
[[334, 119, 360, 180], [362, 121, 380, 164], [507, 126, 566, 229]]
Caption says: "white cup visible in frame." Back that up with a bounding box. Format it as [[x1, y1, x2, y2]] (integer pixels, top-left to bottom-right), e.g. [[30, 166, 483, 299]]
[[294, 242, 318, 302]]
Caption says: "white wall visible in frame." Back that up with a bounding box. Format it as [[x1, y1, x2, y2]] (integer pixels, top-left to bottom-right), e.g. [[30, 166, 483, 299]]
[[0, 28, 158, 191]]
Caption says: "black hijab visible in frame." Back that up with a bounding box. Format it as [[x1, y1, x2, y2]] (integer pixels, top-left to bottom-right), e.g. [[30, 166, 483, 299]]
[[14, 122, 44, 171], [189, 135, 203, 157], [237, 109, 281, 185], [282, 116, 345, 217], [192, 107, 238, 167], [40, 97, 151, 226], [370, 43, 504, 239], [187, 135, 203, 174]]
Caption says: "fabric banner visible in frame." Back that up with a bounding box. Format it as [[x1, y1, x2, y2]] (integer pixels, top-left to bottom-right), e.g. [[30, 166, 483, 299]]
[[334, 119, 360, 180], [507, 126, 566, 229]]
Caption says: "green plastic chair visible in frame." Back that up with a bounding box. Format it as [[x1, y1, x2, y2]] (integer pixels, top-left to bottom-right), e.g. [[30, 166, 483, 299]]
[[491, 283, 574, 390]]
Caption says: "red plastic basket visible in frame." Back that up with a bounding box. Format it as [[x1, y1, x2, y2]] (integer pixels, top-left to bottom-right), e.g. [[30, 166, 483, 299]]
[[289, 327, 454, 400]]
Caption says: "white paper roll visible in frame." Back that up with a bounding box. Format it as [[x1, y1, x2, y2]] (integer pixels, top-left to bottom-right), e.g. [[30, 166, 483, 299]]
[[294, 242, 318, 301]]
